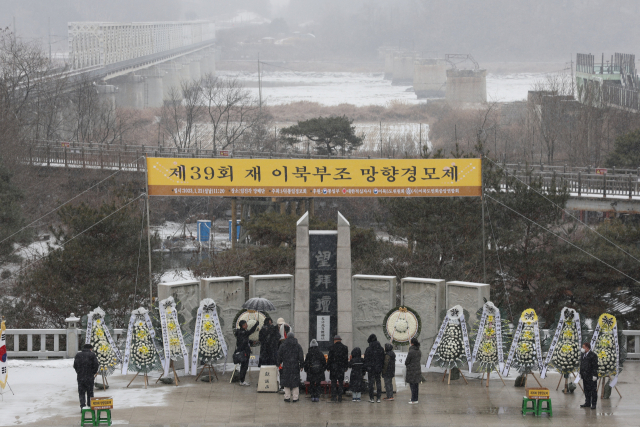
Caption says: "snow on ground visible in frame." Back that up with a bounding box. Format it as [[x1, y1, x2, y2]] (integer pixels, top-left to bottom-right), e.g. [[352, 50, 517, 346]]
[[219, 71, 546, 106], [0, 359, 179, 426]]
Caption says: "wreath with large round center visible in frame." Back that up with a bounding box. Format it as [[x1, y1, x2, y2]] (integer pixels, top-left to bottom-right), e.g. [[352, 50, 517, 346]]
[[383, 306, 421, 345], [233, 309, 270, 347]]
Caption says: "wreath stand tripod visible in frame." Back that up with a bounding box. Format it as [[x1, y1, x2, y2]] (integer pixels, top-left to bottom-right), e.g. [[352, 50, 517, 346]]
[[0, 382, 15, 401], [94, 372, 109, 389], [521, 371, 543, 387], [479, 368, 506, 387], [126, 371, 150, 389], [556, 373, 583, 393], [195, 363, 219, 383], [599, 375, 622, 398], [441, 368, 469, 385], [156, 360, 180, 386]]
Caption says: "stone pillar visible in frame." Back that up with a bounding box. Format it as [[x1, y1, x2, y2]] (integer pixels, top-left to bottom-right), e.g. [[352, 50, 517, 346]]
[[337, 212, 352, 351], [188, 55, 202, 81], [352, 275, 396, 352], [392, 53, 416, 86], [201, 276, 246, 352], [180, 58, 193, 82], [413, 59, 447, 98], [157, 279, 200, 326], [139, 67, 165, 108], [383, 49, 395, 80], [95, 84, 117, 113], [113, 73, 144, 109], [249, 274, 294, 327], [445, 69, 487, 104], [445, 280, 490, 323], [200, 50, 216, 76], [293, 212, 310, 350], [400, 278, 445, 362], [65, 313, 80, 358], [159, 62, 183, 101]]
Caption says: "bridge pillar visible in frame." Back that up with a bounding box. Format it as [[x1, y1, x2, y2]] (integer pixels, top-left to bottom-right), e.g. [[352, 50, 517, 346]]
[[180, 58, 193, 82], [158, 62, 184, 102], [201, 49, 216, 76], [140, 67, 165, 108], [95, 84, 117, 113], [188, 55, 203, 81], [113, 74, 144, 109]]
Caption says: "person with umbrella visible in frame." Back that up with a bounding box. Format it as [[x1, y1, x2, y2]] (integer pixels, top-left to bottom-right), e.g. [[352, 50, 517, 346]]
[[234, 319, 259, 386]]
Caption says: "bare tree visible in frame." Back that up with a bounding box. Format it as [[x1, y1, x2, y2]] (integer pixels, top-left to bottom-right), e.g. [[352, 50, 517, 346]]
[[160, 81, 204, 149], [200, 74, 262, 152]]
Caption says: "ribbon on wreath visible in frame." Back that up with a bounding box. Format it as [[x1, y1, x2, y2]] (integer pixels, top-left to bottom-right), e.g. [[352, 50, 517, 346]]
[[121, 312, 136, 374], [86, 307, 122, 364], [191, 298, 229, 375], [471, 302, 504, 372], [590, 313, 620, 387], [162, 297, 191, 375], [459, 310, 473, 373], [503, 308, 543, 376], [541, 307, 581, 378]]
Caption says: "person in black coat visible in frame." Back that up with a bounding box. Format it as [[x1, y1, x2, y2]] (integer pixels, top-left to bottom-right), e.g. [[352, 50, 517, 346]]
[[277, 333, 304, 402], [382, 343, 396, 401], [327, 335, 349, 402], [579, 342, 599, 409], [304, 339, 326, 402], [405, 338, 422, 404], [73, 344, 99, 409], [348, 347, 365, 402], [364, 334, 385, 403], [234, 319, 259, 386], [258, 318, 279, 367]]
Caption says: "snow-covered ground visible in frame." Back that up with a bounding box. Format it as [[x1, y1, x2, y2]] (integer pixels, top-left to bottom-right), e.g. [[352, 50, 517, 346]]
[[0, 359, 179, 425], [219, 71, 547, 106], [0, 358, 529, 425]]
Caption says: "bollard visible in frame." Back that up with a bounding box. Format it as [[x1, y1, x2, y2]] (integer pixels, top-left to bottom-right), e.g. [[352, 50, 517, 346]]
[[66, 313, 81, 358]]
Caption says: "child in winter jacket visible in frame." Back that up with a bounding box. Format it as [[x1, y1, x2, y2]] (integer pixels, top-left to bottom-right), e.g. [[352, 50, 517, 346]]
[[382, 343, 396, 400], [348, 347, 365, 401]]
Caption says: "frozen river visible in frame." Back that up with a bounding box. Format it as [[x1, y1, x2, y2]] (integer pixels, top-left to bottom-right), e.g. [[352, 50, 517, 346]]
[[219, 71, 547, 106]]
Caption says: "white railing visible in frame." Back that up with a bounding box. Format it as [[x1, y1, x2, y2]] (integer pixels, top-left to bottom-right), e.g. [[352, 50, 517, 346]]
[[5, 327, 640, 360], [5, 328, 125, 359]]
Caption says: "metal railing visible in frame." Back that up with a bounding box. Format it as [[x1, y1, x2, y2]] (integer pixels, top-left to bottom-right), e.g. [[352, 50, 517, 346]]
[[5, 326, 639, 360]]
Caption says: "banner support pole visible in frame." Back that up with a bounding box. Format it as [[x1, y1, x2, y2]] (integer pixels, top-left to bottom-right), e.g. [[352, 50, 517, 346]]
[[481, 155, 486, 283], [144, 155, 153, 308]]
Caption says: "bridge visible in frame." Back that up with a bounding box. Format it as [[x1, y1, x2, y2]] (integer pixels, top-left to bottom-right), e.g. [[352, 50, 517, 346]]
[[65, 20, 217, 109], [21, 141, 640, 213]]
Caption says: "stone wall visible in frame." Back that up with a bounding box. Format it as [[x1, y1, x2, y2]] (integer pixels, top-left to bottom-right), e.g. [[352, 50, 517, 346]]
[[249, 274, 294, 326], [157, 279, 200, 327], [445, 280, 490, 323], [352, 275, 396, 352], [201, 276, 246, 352], [400, 278, 445, 362]]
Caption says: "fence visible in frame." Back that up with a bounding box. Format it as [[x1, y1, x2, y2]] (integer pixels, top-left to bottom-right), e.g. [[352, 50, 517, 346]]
[[20, 142, 640, 199], [5, 323, 640, 360]]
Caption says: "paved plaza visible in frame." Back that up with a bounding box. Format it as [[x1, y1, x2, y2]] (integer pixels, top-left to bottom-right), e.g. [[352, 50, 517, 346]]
[[3, 360, 639, 427]]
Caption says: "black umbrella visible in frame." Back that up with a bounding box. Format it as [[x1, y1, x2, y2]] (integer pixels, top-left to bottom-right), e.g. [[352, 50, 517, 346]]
[[242, 297, 276, 312]]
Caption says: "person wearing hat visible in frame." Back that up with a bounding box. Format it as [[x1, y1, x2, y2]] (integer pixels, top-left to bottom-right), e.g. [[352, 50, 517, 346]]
[[73, 343, 99, 409], [277, 332, 304, 403], [304, 339, 326, 402], [276, 317, 291, 349], [364, 334, 385, 403], [327, 335, 349, 402]]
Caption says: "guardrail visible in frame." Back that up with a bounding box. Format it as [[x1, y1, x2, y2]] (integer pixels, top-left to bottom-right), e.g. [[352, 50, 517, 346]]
[[5, 326, 639, 360]]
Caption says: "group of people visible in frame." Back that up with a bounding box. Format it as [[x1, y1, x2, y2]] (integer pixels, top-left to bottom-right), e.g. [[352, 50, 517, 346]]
[[236, 318, 424, 405], [70, 322, 600, 410]]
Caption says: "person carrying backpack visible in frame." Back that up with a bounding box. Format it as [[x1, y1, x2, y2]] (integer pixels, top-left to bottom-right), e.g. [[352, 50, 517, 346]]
[[304, 339, 326, 402]]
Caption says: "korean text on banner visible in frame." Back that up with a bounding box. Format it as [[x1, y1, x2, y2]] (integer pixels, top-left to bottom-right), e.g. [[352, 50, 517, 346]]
[[146, 158, 482, 197]]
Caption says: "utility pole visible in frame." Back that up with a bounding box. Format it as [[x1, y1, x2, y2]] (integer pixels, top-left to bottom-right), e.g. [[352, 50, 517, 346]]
[[48, 17, 52, 63], [144, 156, 154, 308], [258, 53, 262, 110]]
